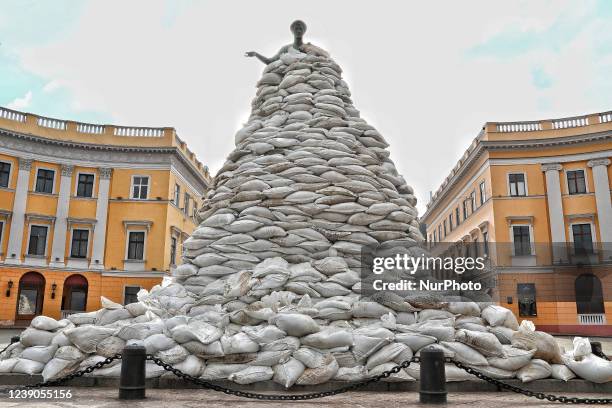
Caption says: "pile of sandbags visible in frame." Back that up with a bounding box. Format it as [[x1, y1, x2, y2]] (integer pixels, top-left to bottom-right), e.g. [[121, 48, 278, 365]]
[[1, 43, 609, 387]]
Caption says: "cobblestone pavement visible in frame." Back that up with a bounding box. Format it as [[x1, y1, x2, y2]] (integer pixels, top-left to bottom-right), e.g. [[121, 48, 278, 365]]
[[1, 388, 611, 408]]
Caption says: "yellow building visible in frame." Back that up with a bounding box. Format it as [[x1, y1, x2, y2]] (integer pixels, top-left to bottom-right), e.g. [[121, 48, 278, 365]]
[[0, 106, 210, 326], [421, 110, 612, 336]]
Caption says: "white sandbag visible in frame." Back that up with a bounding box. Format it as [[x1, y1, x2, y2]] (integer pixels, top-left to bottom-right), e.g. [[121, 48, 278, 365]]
[[171, 321, 223, 345], [418, 309, 454, 322], [296, 354, 339, 385], [571, 337, 592, 359], [551, 364, 576, 381], [20, 328, 56, 347], [229, 366, 274, 384], [64, 326, 116, 353], [269, 313, 320, 337], [468, 365, 516, 379], [563, 353, 612, 383], [516, 359, 552, 383], [221, 332, 260, 354], [201, 363, 249, 380], [481, 305, 519, 330], [511, 320, 562, 363], [97, 336, 126, 357], [42, 358, 79, 381], [172, 355, 205, 377], [445, 302, 480, 316], [101, 296, 123, 309], [242, 325, 286, 344], [273, 358, 305, 388], [12, 358, 45, 375], [31, 316, 64, 331], [369, 362, 415, 382], [487, 346, 535, 371], [334, 366, 368, 381], [125, 302, 148, 317], [488, 326, 515, 345], [293, 347, 327, 368], [395, 332, 436, 351], [366, 342, 410, 369], [440, 341, 488, 366], [96, 308, 133, 326], [144, 334, 178, 354], [51, 332, 71, 347], [0, 358, 18, 373], [20, 345, 58, 364], [300, 328, 353, 349], [352, 302, 395, 318], [67, 311, 97, 325], [250, 350, 292, 366], [262, 337, 301, 352], [455, 329, 503, 357]]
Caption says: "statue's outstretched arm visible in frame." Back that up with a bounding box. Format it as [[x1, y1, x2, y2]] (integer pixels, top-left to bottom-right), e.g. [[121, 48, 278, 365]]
[[244, 51, 273, 65]]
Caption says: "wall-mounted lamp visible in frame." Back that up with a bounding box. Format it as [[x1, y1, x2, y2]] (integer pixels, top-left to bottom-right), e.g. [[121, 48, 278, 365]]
[[51, 283, 57, 299], [6, 280, 13, 297]]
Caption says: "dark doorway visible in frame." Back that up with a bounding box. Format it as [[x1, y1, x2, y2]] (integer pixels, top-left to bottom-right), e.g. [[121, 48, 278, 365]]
[[61, 274, 88, 318], [15, 272, 45, 325], [575, 273, 605, 314]]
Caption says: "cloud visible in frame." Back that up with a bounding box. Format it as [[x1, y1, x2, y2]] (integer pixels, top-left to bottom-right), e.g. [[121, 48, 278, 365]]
[[2, 0, 611, 215], [7, 90, 32, 110], [42, 79, 62, 93]]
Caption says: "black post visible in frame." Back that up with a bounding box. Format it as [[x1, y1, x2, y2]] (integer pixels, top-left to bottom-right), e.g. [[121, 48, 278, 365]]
[[419, 346, 447, 404], [591, 341, 610, 361], [119, 344, 146, 400], [10, 336, 20, 344]]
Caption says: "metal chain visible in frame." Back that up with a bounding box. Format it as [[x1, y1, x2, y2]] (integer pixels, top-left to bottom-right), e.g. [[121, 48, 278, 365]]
[[449, 359, 612, 405], [146, 354, 419, 400], [0, 354, 122, 395]]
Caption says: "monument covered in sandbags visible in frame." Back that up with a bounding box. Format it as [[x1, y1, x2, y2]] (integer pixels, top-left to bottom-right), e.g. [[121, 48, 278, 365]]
[[1, 21, 610, 387]]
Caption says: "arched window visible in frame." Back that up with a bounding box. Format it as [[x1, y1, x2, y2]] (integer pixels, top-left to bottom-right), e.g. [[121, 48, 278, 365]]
[[16, 271, 45, 324], [61, 274, 88, 313], [575, 274, 605, 315]]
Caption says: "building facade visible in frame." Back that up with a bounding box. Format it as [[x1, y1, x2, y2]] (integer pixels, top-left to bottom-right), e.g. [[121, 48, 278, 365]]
[[0, 106, 210, 326], [421, 110, 612, 336]]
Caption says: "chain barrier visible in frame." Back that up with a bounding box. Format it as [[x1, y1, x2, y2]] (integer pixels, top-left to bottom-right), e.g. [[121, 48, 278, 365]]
[[1, 352, 610, 404], [0, 354, 121, 395], [146, 354, 417, 400], [449, 359, 612, 405]]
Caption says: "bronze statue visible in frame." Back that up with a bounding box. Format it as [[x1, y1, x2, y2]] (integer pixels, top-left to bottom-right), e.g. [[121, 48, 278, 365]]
[[245, 20, 307, 64]]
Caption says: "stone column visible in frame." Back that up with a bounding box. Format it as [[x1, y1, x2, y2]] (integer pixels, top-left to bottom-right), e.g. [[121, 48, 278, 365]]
[[5, 158, 32, 264], [588, 158, 612, 244], [541, 163, 568, 263], [89, 168, 112, 269], [49, 164, 73, 267]]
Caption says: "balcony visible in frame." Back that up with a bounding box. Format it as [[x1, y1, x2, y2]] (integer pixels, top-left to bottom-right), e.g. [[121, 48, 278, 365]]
[[578, 313, 607, 325]]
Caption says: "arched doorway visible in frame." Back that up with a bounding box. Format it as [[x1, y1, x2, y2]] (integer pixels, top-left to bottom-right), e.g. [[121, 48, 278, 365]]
[[575, 274, 605, 324], [61, 274, 88, 317], [15, 272, 45, 325]]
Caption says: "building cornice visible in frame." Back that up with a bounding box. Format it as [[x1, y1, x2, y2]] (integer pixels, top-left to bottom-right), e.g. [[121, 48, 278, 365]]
[[422, 130, 612, 221]]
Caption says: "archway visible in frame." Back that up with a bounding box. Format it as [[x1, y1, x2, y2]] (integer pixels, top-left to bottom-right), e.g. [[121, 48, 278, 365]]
[[575, 274, 605, 323], [61, 274, 88, 317], [15, 271, 45, 325]]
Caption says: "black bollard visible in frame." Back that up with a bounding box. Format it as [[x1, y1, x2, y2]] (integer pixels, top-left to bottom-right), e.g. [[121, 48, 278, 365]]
[[591, 341, 610, 360], [119, 344, 146, 400], [419, 347, 447, 404]]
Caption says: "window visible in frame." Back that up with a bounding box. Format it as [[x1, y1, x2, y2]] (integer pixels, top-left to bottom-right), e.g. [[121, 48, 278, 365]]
[[184, 193, 191, 215], [448, 214, 453, 232], [28, 225, 48, 256], [174, 184, 181, 206], [124, 286, 141, 305], [483, 231, 489, 256], [131, 176, 149, 199], [35, 169, 55, 194], [572, 223, 593, 255], [70, 229, 89, 258], [479, 181, 486, 205], [462, 201, 468, 220], [433, 230, 437, 243], [76, 173, 95, 198], [127, 231, 145, 260], [170, 236, 177, 265], [443, 220, 447, 236], [438, 225, 442, 241], [512, 225, 532, 256], [0, 162, 11, 188], [508, 173, 526, 197], [469, 191, 476, 212], [0, 221, 4, 248], [567, 170, 586, 195], [517, 283, 537, 317], [455, 207, 460, 226]]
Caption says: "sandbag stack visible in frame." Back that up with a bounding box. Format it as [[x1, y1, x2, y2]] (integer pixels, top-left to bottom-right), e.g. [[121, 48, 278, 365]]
[[1, 44, 610, 386]]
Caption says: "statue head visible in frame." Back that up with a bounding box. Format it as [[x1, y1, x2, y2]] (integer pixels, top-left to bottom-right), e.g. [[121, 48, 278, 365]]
[[290, 20, 307, 40]]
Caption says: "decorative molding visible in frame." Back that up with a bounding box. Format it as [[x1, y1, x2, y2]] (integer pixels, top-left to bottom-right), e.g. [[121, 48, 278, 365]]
[[588, 158, 611, 168], [0, 209, 12, 219], [541, 163, 563, 172], [565, 213, 596, 221], [123, 220, 153, 231], [61, 164, 74, 177], [506, 215, 534, 225], [18, 158, 32, 170], [99, 167, 113, 179], [67, 217, 97, 227], [25, 213, 56, 223]]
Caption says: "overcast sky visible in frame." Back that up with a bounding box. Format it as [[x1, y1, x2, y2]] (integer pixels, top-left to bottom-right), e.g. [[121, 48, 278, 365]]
[[1, 0, 611, 214]]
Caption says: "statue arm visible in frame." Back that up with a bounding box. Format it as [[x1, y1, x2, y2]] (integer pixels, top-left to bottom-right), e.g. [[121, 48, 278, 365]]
[[245, 45, 289, 64]]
